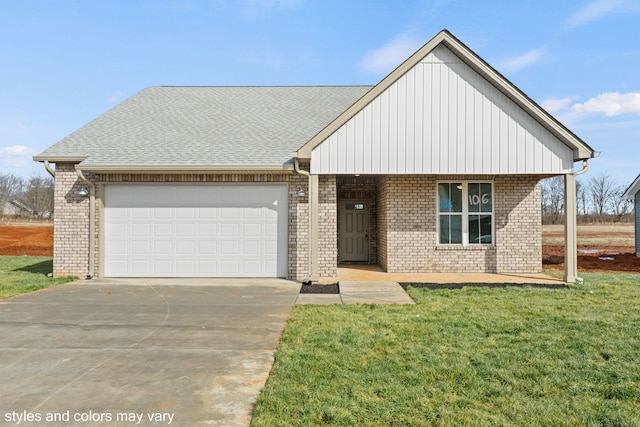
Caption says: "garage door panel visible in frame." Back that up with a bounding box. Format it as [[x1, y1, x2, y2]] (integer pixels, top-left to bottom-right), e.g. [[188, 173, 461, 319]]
[[176, 260, 195, 274], [108, 241, 128, 255], [198, 223, 217, 237], [132, 241, 151, 255], [197, 260, 218, 274], [243, 240, 262, 254], [153, 223, 172, 237], [105, 184, 287, 278], [132, 224, 151, 237], [198, 241, 216, 254], [220, 260, 240, 275], [220, 240, 239, 255], [243, 223, 262, 238], [176, 241, 195, 255], [131, 260, 151, 274], [176, 223, 195, 237], [221, 223, 239, 237]]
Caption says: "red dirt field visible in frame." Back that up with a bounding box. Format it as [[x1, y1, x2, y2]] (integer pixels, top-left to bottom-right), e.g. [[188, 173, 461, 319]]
[[0, 223, 638, 273], [542, 245, 639, 273], [0, 224, 53, 256]]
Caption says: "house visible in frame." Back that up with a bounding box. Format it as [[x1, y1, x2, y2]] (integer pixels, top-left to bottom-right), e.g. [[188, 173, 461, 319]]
[[34, 30, 597, 283], [622, 174, 640, 257], [2, 200, 36, 218]]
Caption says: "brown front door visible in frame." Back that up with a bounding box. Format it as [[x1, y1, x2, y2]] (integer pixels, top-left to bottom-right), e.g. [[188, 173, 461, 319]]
[[339, 201, 369, 262]]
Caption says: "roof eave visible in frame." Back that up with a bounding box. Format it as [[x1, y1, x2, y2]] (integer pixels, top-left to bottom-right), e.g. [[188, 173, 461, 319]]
[[622, 173, 640, 200], [73, 164, 295, 174], [33, 155, 87, 163]]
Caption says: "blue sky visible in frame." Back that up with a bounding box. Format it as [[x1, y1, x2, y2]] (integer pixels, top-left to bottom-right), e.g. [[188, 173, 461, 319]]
[[1, 0, 639, 188]]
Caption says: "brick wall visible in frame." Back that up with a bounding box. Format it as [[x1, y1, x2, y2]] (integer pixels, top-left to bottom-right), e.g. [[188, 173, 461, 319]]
[[52, 169, 311, 280], [376, 177, 389, 271], [318, 175, 337, 278], [52, 163, 97, 278], [494, 176, 542, 273], [380, 175, 542, 274], [288, 174, 309, 281]]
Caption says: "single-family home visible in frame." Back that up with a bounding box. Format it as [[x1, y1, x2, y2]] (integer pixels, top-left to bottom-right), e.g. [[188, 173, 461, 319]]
[[34, 30, 597, 283], [622, 174, 640, 256]]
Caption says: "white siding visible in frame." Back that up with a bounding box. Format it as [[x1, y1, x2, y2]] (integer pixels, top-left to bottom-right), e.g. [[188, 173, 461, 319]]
[[311, 44, 575, 175]]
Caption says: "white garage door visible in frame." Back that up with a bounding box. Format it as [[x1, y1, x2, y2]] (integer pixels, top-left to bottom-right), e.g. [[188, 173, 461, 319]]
[[104, 184, 288, 278]]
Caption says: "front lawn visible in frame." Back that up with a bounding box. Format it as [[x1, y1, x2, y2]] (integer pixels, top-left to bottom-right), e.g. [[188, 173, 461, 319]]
[[251, 272, 640, 426], [0, 256, 76, 299]]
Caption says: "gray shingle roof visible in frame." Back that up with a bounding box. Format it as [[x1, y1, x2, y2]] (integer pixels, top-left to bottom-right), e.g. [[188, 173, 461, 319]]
[[35, 86, 372, 170]]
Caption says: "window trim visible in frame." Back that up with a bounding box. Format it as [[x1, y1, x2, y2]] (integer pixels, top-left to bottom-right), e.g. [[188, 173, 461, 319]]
[[436, 181, 494, 247]]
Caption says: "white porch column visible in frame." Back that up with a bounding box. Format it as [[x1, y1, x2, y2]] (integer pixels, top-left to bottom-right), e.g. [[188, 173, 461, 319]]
[[564, 173, 578, 283]]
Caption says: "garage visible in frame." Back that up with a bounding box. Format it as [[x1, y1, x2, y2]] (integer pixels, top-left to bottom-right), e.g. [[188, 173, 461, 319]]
[[104, 184, 288, 278]]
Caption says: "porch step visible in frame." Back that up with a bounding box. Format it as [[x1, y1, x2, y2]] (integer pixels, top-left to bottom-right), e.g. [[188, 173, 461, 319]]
[[295, 281, 415, 305]]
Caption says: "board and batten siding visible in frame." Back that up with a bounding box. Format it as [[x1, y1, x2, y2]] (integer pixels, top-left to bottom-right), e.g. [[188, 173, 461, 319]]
[[311, 44, 574, 175]]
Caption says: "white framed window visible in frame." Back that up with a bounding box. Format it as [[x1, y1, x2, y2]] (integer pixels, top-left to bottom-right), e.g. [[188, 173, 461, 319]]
[[437, 182, 493, 246]]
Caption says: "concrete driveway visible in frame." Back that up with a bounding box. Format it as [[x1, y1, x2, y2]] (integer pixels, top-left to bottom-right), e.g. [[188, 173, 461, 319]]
[[0, 278, 300, 427]]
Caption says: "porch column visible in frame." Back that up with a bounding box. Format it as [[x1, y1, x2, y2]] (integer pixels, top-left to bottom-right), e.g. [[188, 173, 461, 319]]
[[309, 174, 320, 282], [564, 173, 578, 283]]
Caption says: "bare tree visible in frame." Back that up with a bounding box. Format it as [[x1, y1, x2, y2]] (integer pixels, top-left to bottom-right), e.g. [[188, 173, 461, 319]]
[[588, 173, 616, 218], [0, 173, 24, 214], [541, 176, 565, 224], [576, 178, 589, 216], [19, 175, 54, 219], [610, 184, 633, 220]]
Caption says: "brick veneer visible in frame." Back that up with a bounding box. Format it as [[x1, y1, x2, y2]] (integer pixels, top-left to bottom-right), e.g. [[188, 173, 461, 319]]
[[377, 175, 542, 274], [318, 175, 337, 278], [52, 167, 311, 280], [52, 164, 541, 280], [52, 163, 97, 277]]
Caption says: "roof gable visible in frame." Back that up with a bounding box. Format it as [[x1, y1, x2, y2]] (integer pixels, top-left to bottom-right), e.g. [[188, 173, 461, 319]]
[[622, 174, 640, 201], [298, 30, 595, 173]]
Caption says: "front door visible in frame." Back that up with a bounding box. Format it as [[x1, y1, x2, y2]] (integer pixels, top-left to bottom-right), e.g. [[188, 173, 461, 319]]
[[339, 201, 369, 262]]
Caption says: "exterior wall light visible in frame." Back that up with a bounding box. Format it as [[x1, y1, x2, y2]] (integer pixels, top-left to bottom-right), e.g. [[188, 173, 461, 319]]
[[297, 188, 305, 197], [78, 187, 89, 197]]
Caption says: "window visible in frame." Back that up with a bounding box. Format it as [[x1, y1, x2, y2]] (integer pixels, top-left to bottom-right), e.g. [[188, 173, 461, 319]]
[[438, 182, 493, 245]]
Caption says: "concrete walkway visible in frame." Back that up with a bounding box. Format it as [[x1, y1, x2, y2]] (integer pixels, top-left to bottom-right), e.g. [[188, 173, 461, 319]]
[[296, 281, 415, 305]]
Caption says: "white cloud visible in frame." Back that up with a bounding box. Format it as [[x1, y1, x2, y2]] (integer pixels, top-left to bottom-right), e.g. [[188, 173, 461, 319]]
[[0, 145, 39, 168], [359, 34, 422, 75], [572, 92, 640, 116], [498, 48, 545, 73], [566, 0, 639, 29], [541, 97, 575, 113]]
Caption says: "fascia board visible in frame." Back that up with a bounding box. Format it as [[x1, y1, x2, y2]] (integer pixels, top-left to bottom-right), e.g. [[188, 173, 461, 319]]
[[33, 155, 87, 163], [74, 164, 295, 174]]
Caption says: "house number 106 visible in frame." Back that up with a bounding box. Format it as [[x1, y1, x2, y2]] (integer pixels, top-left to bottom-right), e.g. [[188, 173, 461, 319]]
[[469, 193, 489, 206]]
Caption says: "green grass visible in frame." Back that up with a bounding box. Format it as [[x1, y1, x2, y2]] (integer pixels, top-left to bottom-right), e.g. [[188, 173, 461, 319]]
[[251, 272, 640, 426], [0, 256, 76, 299]]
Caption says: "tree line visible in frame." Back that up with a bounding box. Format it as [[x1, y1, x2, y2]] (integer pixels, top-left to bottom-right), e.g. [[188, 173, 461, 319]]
[[0, 172, 54, 220], [541, 173, 633, 224]]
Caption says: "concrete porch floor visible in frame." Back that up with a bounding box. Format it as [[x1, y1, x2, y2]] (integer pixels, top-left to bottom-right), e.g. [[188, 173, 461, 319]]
[[321, 264, 565, 285]]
